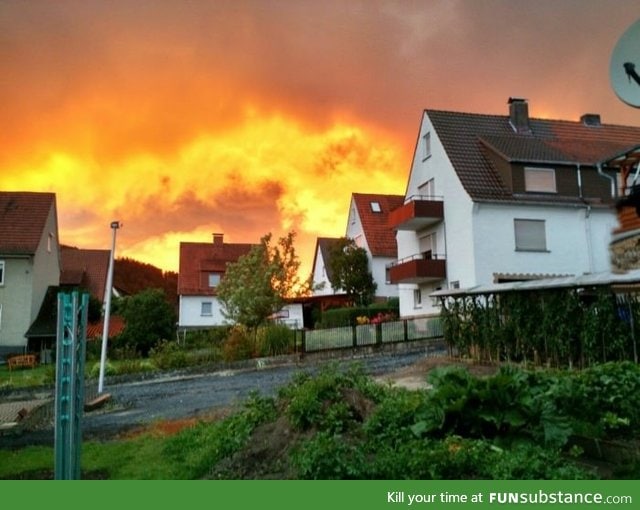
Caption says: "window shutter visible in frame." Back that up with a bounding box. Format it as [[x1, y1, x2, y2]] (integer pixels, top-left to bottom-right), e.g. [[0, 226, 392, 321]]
[[514, 219, 546, 251]]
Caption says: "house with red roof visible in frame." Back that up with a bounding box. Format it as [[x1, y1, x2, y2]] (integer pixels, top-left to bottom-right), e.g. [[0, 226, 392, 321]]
[[346, 193, 404, 299], [388, 98, 640, 317], [310, 237, 344, 297], [0, 192, 60, 357], [178, 233, 256, 327]]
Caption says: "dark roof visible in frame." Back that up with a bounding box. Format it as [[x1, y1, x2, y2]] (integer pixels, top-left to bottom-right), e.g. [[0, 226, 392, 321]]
[[426, 109, 640, 202], [311, 237, 342, 282], [25, 286, 58, 338], [60, 247, 110, 302], [351, 193, 403, 258], [0, 192, 56, 254], [178, 241, 255, 296]]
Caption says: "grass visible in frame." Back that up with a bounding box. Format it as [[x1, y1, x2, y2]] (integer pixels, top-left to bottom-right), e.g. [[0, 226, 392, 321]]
[[0, 365, 53, 389]]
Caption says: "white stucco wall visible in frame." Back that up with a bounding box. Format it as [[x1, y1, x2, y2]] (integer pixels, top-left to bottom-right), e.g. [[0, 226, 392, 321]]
[[311, 247, 337, 296], [179, 295, 226, 327]]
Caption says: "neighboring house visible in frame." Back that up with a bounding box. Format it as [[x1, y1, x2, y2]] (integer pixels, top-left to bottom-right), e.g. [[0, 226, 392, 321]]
[[0, 192, 60, 358], [60, 246, 110, 302], [178, 233, 255, 328], [388, 98, 640, 318], [310, 237, 343, 296], [346, 193, 404, 299]]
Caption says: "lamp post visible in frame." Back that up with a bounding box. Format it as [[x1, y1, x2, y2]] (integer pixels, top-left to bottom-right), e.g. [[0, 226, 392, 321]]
[[98, 221, 121, 394]]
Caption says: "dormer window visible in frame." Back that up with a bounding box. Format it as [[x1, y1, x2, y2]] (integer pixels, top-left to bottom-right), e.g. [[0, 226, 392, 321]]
[[370, 201, 381, 213], [208, 273, 221, 287], [524, 167, 556, 193]]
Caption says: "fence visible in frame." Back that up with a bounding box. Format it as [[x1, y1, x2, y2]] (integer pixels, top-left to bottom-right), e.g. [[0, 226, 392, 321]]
[[295, 316, 443, 355]]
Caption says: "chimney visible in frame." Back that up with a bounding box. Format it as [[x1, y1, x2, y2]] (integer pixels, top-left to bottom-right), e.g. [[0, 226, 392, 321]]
[[581, 113, 601, 127], [508, 97, 531, 134], [212, 233, 224, 244]]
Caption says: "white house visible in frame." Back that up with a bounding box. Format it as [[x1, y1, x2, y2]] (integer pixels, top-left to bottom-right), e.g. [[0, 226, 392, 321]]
[[310, 237, 343, 297], [0, 191, 60, 358], [178, 233, 304, 329], [178, 233, 255, 328], [388, 98, 640, 318], [346, 193, 404, 299]]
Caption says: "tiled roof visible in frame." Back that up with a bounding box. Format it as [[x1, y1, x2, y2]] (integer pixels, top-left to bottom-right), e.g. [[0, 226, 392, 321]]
[[312, 237, 342, 282], [0, 191, 56, 254], [178, 241, 256, 295], [86, 315, 126, 340], [426, 109, 640, 202], [352, 193, 404, 257], [60, 247, 110, 301]]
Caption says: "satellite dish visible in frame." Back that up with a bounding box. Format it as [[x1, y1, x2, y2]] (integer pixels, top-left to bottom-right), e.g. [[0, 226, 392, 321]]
[[610, 18, 640, 108]]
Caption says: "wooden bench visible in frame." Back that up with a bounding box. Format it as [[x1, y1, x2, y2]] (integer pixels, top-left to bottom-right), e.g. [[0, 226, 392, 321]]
[[7, 354, 37, 371]]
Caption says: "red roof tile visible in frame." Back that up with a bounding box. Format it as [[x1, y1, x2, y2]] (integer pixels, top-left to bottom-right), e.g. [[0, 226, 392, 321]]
[[352, 193, 404, 257], [0, 191, 56, 254], [86, 315, 126, 340], [60, 247, 110, 301], [426, 109, 640, 203], [178, 241, 256, 295]]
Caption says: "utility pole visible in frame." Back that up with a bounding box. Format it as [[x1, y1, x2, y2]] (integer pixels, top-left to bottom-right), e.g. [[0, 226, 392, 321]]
[[98, 221, 121, 394]]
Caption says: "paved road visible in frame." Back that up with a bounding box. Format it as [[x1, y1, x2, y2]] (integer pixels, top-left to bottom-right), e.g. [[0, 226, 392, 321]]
[[0, 346, 441, 448]]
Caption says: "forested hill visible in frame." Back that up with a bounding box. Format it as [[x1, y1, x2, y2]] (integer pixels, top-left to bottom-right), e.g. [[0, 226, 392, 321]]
[[114, 257, 178, 305]]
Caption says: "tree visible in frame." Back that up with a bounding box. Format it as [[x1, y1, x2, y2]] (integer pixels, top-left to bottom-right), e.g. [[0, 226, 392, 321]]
[[328, 237, 377, 306], [116, 288, 177, 355], [217, 231, 307, 331]]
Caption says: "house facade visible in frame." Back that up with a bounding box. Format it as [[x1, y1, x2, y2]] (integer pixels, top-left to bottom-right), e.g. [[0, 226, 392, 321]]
[[178, 234, 255, 328], [389, 98, 640, 318], [310, 237, 343, 296], [346, 193, 404, 299], [0, 192, 60, 356]]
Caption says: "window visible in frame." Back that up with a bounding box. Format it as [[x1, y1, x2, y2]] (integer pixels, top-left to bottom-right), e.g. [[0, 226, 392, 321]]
[[47, 233, 54, 253], [0, 260, 4, 285], [413, 288, 422, 308], [208, 273, 221, 287], [450, 281, 460, 289], [514, 219, 547, 251], [422, 132, 431, 160], [201, 301, 213, 316], [419, 232, 437, 259], [524, 167, 556, 193], [370, 201, 381, 213], [418, 178, 435, 198]]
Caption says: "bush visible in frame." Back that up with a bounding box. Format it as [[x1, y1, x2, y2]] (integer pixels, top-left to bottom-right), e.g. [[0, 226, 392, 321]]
[[150, 340, 189, 370], [317, 305, 398, 328], [222, 326, 254, 362], [89, 361, 117, 378], [181, 327, 231, 349], [257, 324, 294, 357]]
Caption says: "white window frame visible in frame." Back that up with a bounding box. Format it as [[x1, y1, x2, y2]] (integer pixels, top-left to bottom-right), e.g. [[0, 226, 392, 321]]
[[524, 167, 556, 193], [0, 260, 4, 285], [413, 288, 422, 308], [422, 132, 431, 160], [208, 273, 221, 288], [201, 301, 213, 316], [370, 201, 381, 213], [418, 178, 435, 199], [514, 219, 548, 252]]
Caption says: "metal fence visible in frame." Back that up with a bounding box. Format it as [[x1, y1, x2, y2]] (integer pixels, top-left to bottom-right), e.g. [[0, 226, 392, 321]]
[[297, 316, 443, 354]]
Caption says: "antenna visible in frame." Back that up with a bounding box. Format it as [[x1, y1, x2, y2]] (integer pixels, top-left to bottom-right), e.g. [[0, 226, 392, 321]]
[[610, 18, 640, 108]]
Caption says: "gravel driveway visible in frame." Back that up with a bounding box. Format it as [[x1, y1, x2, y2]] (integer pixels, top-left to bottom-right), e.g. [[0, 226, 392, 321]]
[[0, 344, 443, 448]]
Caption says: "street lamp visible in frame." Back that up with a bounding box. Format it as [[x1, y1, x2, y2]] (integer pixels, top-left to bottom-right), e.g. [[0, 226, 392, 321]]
[[98, 221, 121, 394]]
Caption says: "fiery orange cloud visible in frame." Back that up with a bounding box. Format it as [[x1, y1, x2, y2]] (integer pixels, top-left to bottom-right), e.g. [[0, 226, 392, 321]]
[[3, 1, 640, 281], [0, 106, 407, 276]]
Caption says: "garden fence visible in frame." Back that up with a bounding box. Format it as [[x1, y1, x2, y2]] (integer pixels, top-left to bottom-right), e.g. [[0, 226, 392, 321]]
[[294, 316, 443, 355]]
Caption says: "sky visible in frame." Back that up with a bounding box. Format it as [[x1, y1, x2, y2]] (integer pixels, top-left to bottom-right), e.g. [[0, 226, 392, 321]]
[[2, 0, 640, 277]]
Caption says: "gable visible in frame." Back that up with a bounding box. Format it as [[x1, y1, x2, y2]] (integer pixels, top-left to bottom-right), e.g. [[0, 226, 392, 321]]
[[0, 191, 56, 255], [178, 241, 255, 295], [351, 193, 403, 257]]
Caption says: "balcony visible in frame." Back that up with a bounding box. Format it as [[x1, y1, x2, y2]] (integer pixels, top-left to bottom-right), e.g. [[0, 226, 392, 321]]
[[388, 195, 444, 231], [386, 252, 446, 284]]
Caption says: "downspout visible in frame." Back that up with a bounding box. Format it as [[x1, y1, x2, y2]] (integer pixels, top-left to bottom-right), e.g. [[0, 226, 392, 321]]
[[597, 162, 617, 199], [577, 164, 594, 273]]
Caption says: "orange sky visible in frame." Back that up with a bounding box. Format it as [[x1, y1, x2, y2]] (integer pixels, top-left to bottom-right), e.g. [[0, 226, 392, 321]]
[[2, 1, 640, 277]]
